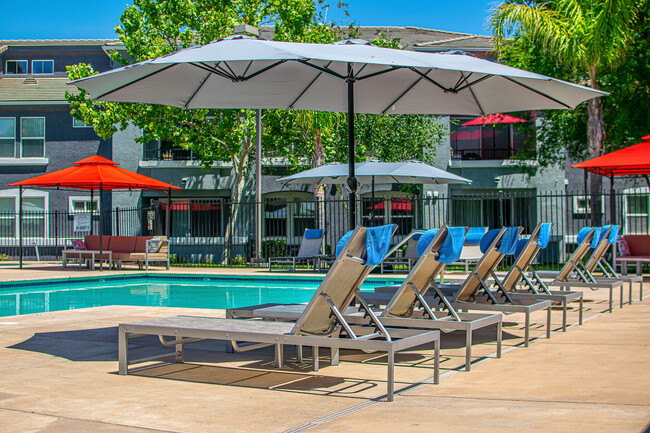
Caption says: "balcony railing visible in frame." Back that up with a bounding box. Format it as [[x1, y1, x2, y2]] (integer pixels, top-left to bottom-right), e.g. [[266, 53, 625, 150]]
[[451, 147, 535, 161], [143, 147, 195, 161]]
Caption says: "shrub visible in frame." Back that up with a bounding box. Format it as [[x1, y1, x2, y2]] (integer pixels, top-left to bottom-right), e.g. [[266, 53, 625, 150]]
[[0, 253, 11, 261], [262, 240, 288, 258]]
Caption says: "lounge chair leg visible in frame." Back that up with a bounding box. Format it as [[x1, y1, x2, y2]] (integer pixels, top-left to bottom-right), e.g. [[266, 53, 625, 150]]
[[433, 339, 440, 385], [275, 344, 283, 368], [330, 347, 339, 366], [296, 345, 303, 363], [387, 349, 395, 402], [546, 306, 552, 338], [465, 330, 472, 372], [524, 311, 530, 347], [609, 287, 613, 313], [176, 342, 184, 363], [579, 297, 584, 325], [620, 285, 624, 309], [629, 281, 633, 305], [496, 322, 502, 358], [641, 282, 644, 302], [118, 326, 128, 375], [312, 346, 319, 372], [225, 341, 233, 353], [562, 301, 567, 331]]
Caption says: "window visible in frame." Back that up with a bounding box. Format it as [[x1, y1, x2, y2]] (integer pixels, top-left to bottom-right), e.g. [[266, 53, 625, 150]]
[[0, 190, 48, 238], [626, 194, 649, 216], [293, 201, 315, 236], [20, 117, 45, 157], [69, 196, 99, 214], [32, 60, 53, 75], [72, 118, 91, 128], [264, 199, 288, 237], [0, 118, 15, 158], [0, 198, 15, 238], [6, 60, 28, 74]]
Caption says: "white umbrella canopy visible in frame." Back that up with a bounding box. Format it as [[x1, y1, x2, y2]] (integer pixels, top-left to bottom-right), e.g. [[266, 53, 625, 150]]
[[70, 35, 606, 228], [278, 161, 472, 185], [72, 36, 605, 114]]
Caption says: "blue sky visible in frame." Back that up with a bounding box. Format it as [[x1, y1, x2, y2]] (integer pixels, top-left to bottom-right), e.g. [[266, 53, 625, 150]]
[[0, 0, 495, 40]]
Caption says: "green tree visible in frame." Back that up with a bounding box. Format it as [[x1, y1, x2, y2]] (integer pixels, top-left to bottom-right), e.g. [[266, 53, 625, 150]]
[[491, 0, 641, 223], [66, 0, 342, 262]]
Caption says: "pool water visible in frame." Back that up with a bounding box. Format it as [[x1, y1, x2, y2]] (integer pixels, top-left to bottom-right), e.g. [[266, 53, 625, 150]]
[[0, 276, 399, 318]]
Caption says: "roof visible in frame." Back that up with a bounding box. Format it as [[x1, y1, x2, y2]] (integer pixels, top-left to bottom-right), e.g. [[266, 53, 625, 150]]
[[353, 26, 493, 51], [0, 39, 120, 47], [0, 78, 78, 104]]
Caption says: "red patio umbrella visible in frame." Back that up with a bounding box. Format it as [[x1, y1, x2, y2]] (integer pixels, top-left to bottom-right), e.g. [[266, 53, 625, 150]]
[[571, 134, 650, 225], [10, 155, 181, 269]]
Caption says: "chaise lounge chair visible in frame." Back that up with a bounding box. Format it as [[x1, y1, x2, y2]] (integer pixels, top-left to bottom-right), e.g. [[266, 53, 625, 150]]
[[229, 227, 504, 372], [581, 225, 643, 304], [118, 225, 441, 402], [368, 226, 553, 347], [491, 223, 584, 331], [268, 228, 326, 272], [532, 227, 625, 313]]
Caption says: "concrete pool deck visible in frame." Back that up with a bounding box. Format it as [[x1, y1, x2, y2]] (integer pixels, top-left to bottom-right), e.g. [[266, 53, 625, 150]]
[[0, 263, 648, 432]]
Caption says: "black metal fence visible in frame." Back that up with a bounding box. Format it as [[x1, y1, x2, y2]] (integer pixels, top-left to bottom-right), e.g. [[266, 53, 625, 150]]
[[0, 190, 647, 267]]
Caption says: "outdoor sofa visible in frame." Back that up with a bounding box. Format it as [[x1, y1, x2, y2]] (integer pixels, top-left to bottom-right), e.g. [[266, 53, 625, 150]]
[[613, 234, 650, 276], [62, 235, 170, 270]]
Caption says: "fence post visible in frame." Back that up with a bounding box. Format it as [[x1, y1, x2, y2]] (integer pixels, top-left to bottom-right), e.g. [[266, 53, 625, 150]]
[[228, 200, 233, 266], [54, 210, 58, 259], [115, 207, 120, 236]]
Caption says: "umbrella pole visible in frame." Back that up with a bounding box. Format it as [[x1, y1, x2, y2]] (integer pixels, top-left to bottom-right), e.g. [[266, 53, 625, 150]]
[[18, 186, 23, 269], [255, 109, 262, 260], [166, 188, 171, 239], [347, 64, 357, 230], [610, 176, 615, 226], [99, 183, 103, 272], [90, 188, 94, 235], [371, 176, 375, 226]]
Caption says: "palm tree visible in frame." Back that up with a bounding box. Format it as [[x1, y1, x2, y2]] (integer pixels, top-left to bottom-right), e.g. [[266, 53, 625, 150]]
[[491, 0, 639, 223]]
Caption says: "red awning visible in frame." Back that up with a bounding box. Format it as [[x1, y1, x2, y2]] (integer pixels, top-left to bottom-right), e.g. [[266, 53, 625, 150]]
[[571, 138, 650, 177], [365, 199, 413, 212], [9, 155, 181, 191], [163, 200, 221, 211], [461, 113, 528, 126]]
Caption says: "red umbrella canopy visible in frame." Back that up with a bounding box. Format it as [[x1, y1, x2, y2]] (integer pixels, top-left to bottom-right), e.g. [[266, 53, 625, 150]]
[[10, 155, 181, 190], [461, 113, 528, 126], [571, 138, 650, 177]]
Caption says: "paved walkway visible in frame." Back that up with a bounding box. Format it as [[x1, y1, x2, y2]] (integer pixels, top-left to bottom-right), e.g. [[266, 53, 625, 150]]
[[0, 265, 648, 432]]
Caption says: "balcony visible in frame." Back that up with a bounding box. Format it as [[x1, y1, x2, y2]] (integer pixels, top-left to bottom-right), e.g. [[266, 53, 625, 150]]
[[450, 118, 535, 161], [143, 146, 195, 161]]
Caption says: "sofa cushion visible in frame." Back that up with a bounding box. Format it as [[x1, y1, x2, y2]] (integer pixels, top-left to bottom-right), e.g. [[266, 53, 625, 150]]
[[109, 236, 137, 254], [84, 235, 110, 250], [147, 238, 162, 253], [623, 235, 650, 256], [135, 236, 153, 252], [617, 236, 631, 257], [71, 239, 87, 250]]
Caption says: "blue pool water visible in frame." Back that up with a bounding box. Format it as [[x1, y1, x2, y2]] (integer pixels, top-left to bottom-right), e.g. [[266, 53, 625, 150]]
[[0, 275, 399, 318]]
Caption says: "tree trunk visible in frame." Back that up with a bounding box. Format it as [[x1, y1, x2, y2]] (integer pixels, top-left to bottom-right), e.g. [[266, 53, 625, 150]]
[[587, 68, 606, 227], [223, 134, 254, 264], [312, 129, 326, 232]]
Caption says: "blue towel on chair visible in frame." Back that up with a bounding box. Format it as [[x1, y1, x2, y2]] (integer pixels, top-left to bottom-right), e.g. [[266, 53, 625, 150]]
[[364, 224, 396, 266], [480, 229, 501, 254], [498, 226, 520, 255], [577, 227, 593, 246], [590, 227, 603, 248], [465, 227, 487, 245], [607, 225, 620, 244], [304, 228, 323, 240], [514, 239, 528, 258], [438, 226, 466, 264], [538, 223, 552, 248], [417, 229, 439, 257], [335, 230, 354, 258]]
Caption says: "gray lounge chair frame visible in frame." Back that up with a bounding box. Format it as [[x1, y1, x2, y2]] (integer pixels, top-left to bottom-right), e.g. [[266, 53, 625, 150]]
[[532, 228, 625, 313], [380, 230, 425, 273], [118, 226, 441, 402], [368, 227, 553, 347], [268, 228, 326, 272], [230, 227, 503, 372], [582, 226, 643, 304]]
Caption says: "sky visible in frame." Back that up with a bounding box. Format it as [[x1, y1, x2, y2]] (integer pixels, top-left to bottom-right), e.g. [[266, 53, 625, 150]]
[[0, 0, 496, 40]]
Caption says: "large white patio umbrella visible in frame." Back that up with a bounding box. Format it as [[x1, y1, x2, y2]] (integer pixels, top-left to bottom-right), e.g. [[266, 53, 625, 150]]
[[69, 35, 606, 228]]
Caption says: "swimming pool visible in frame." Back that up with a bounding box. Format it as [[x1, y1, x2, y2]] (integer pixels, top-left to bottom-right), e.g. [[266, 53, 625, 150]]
[[0, 275, 401, 318]]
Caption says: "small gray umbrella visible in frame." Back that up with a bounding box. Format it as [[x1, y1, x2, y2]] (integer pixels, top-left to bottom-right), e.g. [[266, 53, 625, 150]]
[[70, 35, 605, 228], [279, 160, 471, 222]]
